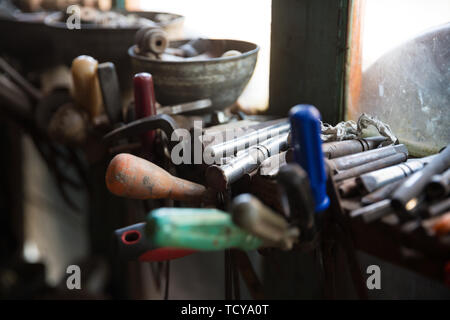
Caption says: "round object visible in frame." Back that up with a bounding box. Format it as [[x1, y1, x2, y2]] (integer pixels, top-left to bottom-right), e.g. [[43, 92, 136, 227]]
[[128, 39, 259, 111]]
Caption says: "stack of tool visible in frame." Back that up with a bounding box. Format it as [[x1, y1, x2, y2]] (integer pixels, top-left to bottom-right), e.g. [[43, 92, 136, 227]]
[[337, 140, 450, 285]]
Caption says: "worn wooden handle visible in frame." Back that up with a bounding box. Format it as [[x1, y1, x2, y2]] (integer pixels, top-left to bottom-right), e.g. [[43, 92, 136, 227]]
[[106, 153, 206, 202]]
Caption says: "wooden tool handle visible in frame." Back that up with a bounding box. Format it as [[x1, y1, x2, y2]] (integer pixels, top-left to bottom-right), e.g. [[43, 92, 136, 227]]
[[106, 153, 207, 202], [71, 55, 104, 119]]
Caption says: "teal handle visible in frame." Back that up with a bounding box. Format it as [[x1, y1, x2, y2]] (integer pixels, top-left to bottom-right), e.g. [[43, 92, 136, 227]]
[[145, 208, 264, 251]]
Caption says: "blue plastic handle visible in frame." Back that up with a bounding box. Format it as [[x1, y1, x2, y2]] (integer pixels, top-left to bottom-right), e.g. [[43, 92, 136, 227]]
[[289, 105, 330, 212]]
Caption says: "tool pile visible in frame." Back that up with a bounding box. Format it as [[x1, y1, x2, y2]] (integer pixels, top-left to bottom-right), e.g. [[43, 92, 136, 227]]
[[101, 63, 450, 294]]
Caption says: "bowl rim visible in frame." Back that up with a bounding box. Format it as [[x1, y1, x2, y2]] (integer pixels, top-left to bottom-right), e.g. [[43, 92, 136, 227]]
[[44, 10, 184, 31], [128, 39, 260, 65]]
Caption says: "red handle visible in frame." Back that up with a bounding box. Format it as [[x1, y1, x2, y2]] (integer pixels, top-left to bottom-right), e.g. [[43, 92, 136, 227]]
[[133, 73, 157, 156]]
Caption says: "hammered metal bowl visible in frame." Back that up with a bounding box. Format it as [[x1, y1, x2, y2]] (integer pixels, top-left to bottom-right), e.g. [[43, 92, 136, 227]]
[[128, 39, 259, 111]]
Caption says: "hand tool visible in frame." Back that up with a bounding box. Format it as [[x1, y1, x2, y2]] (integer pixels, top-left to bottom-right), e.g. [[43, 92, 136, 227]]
[[328, 144, 407, 173], [290, 104, 329, 212], [157, 99, 212, 116], [357, 156, 436, 193], [277, 164, 317, 242], [350, 199, 393, 223], [71, 55, 104, 120], [431, 212, 450, 236], [204, 120, 290, 162], [426, 168, 450, 200], [146, 208, 264, 251], [133, 73, 158, 157], [231, 194, 299, 250], [205, 133, 289, 191], [392, 145, 450, 213], [97, 62, 123, 125], [322, 136, 387, 159], [333, 151, 408, 183], [103, 114, 179, 151], [114, 222, 195, 261], [106, 153, 216, 204]]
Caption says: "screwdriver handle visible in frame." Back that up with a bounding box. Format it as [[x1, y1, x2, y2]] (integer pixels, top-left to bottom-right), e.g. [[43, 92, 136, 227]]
[[147, 208, 264, 251], [289, 105, 330, 212], [134, 73, 157, 155], [71, 55, 104, 120], [106, 153, 207, 202], [114, 223, 195, 261]]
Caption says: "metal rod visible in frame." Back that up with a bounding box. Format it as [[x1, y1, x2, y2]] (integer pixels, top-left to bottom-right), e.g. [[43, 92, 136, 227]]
[[322, 136, 387, 159], [426, 168, 450, 200], [328, 144, 407, 173], [350, 199, 393, 223], [357, 155, 436, 193], [361, 178, 406, 205], [206, 133, 289, 191], [426, 198, 450, 218], [392, 145, 450, 213], [333, 152, 408, 182], [204, 120, 290, 161]]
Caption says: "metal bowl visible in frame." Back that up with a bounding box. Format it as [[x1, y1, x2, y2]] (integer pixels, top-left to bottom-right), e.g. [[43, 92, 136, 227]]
[[128, 39, 259, 111], [44, 11, 184, 87]]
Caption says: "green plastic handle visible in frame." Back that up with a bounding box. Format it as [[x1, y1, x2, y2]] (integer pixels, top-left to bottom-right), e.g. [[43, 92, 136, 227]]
[[145, 208, 264, 251]]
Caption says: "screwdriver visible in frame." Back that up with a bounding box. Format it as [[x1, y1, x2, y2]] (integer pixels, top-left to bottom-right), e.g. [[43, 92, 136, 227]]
[[133, 73, 158, 158], [115, 208, 266, 253], [106, 153, 215, 204], [231, 194, 299, 250], [114, 222, 196, 262], [71, 55, 104, 120], [290, 105, 330, 212]]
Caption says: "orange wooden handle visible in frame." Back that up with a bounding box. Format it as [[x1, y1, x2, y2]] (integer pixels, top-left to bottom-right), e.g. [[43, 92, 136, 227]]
[[106, 153, 206, 202]]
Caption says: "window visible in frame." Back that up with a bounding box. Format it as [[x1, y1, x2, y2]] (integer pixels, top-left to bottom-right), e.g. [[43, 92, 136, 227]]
[[347, 0, 450, 156]]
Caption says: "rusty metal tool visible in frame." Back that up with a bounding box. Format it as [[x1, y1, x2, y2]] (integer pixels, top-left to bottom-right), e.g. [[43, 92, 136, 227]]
[[277, 164, 317, 242], [322, 136, 387, 159], [328, 144, 408, 173], [333, 151, 408, 183], [133, 73, 158, 157], [357, 155, 436, 193], [115, 222, 195, 261], [106, 153, 215, 204], [97, 62, 123, 125], [392, 145, 450, 213], [231, 194, 300, 250], [157, 99, 212, 115], [206, 133, 290, 191], [103, 113, 179, 149], [290, 105, 329, 212], [426, 168, 450, 200], [204, 120, 290, 161]]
